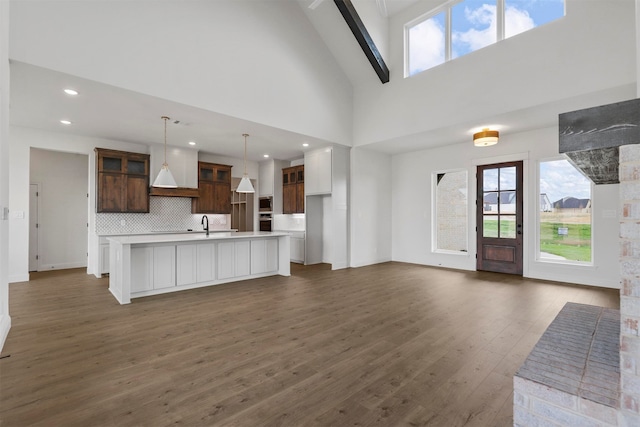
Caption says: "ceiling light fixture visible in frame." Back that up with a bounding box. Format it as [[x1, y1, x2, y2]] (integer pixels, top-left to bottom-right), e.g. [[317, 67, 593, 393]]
[[60, 120, 72, 125], [473, 128, 499, 147], [236, 134, 255, 193], [152, 116, 178, 188], [263, 154, 269, 158], [188, 141, 196, 146], [302, 143, 309, 147], [64, 89, 79, 96]]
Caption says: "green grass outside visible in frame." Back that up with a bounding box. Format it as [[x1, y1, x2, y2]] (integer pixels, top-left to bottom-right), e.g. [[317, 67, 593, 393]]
[[483, 219, 592, 262], [539, 222, 591, 262]]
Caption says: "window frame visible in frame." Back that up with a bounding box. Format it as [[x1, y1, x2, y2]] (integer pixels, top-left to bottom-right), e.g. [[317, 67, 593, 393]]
[[405, 0, 564, 77], [536, 156, 594, 266], [431, 168, 469, 255]]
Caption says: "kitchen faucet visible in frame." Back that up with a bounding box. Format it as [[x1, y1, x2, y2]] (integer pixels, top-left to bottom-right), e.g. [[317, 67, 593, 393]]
[[201, 215, 209, 236]]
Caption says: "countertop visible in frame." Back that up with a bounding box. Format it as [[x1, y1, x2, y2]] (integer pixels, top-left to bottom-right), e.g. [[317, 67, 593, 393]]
[[99, 229, 236, 237], [107, 231, 290, 245]]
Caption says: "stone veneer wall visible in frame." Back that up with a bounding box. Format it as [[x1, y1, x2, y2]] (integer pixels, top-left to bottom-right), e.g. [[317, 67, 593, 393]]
[[95, 197, 230, 235], [620, 144, 640, 425]]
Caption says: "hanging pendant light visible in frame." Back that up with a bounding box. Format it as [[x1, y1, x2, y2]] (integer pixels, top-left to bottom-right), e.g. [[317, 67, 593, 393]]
[[152, 116, 178, 188], [236, 133, 255, 193]]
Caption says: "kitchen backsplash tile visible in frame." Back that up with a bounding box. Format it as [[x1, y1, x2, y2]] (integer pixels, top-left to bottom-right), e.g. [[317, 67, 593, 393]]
[[96, 197, 230, 235], [273, 214, 305, 231]]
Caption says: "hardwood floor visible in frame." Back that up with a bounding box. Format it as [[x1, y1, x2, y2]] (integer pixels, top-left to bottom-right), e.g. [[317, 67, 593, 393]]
[[0, 263, 619, 426]]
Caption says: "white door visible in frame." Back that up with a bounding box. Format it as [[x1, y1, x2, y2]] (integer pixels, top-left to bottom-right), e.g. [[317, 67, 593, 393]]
[[29, 183, 39, 272]]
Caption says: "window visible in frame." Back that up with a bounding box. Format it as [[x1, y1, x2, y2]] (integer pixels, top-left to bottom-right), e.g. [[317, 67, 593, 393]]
[[434, 170, 468, 252], [482, 166, 516, 239], [406, 0, 565, 76], [539, 159, 592, 263]]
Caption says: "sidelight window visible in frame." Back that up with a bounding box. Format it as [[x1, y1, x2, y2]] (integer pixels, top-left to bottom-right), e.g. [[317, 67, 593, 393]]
[[538, 159, 592, 263], [434, 170, 468, 253]]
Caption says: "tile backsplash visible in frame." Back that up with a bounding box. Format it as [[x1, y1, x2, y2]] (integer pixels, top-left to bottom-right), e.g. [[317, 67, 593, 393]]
[[273, 214, 305, 231], [96, 197, 230, 235]]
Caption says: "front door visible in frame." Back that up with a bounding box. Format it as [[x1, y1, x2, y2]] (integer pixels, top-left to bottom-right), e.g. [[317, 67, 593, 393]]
[[476, 161, 523, 275]]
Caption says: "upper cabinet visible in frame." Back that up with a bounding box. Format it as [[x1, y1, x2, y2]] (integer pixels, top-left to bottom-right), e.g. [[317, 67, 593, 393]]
[[96, 148, 150, 213], [258, 159, 289, 214], [192, 162, 232, 214], [305, 148, 332, 195], [282, 165, 304, 214]]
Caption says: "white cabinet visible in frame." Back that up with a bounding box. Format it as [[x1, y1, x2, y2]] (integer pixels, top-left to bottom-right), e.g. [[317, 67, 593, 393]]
[[153, 246, 176, 289], [196, 243, 216, 283], [131, 246, 153, 293], [251, 239, 278, 274], [259, 160, 274, 197], [218, 241, 251, 279], [177, 244, 197, 286], [100, 240, 110, 274], [130, 245, 176, 293], [305, 148, 332, 195], [290, 236, 305, 264]]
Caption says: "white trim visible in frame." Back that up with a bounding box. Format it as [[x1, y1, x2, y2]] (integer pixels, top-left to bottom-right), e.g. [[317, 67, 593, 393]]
[[38, 262, 87, 271], [0, 314, 11, 353], [9, 274, 29, 283], [472, 151, 529, 166]]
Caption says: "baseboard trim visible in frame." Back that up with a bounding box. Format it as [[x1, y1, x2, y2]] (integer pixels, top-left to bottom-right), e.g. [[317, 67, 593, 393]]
[[0, 313, 11, 353], [9, 274, 29, 283], [39, 262, 87, 271]]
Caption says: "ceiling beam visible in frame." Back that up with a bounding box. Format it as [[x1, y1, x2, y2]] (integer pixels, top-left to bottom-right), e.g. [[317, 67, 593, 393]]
[[333, 0, 390, 84]]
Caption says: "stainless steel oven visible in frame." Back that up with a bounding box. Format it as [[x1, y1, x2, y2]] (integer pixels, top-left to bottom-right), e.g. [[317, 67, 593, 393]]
[[259, 197, 272, 212], [259, 213, 272, 231]]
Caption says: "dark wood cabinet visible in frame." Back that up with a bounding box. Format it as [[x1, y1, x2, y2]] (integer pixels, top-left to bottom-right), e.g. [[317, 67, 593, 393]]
[[192, 162, 232, 214], [95, 148, 150, 213], [282, 165, 304, 214]]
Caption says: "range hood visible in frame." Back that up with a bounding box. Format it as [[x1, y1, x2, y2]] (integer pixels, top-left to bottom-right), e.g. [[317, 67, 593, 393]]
[[149, 145, 199, 196], [559, 98, 640, 185]]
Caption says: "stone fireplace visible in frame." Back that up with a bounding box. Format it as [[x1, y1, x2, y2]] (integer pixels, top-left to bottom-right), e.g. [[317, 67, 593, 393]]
[[513, 99, 640, 426]]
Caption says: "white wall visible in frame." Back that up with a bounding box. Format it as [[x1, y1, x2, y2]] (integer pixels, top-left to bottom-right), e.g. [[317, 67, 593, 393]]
[[392, 126, 621, 289], [30, 149, 88, 271], [350, 147, 392, 267], [352, 0, 389, 61], [9, 126, 149, 282], [0, 0, 11, 351], [354, 0, 636, 146], [9, 0, 353, 146]]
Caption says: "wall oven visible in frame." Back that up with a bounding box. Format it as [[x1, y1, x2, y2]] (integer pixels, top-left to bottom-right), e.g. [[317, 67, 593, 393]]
[[259, 197, 273, 212], [259, 213, 272, 232]]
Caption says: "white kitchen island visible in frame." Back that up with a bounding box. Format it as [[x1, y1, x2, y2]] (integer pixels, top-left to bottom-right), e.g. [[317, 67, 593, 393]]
[[108, 231, 290, 304]]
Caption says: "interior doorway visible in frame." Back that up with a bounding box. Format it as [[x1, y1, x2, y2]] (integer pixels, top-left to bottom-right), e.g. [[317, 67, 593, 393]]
[[29, 183, 39, 272], [476, 161, 523, 275]]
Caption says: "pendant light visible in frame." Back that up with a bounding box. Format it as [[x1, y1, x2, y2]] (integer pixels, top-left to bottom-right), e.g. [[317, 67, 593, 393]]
[[152, 116, 178, 188], [236, 133, 255, 193]]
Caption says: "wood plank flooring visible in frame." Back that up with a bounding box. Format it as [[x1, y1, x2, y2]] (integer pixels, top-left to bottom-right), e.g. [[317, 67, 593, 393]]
[[0, 262, 619, 426]]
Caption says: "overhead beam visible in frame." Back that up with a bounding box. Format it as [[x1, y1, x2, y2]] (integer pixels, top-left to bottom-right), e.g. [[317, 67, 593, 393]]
[[333, 0, 390, 84]]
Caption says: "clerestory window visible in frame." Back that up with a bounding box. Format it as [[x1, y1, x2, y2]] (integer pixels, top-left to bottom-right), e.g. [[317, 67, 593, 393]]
[[406, 0, 565, 77]]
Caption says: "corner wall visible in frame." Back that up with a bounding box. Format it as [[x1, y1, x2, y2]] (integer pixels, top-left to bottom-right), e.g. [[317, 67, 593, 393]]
[[349, 147, 392, 267]]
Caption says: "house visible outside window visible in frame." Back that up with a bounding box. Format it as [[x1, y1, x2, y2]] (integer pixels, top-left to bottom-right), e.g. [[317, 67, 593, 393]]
[[538, 159, 592, 263], [406, 0, 565, 76], [434, 170, 468, 253]]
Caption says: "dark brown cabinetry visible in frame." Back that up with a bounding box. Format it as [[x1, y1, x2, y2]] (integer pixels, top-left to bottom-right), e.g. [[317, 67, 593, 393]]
[[192, 162, 232, 214], [282, 165, 304, 214], [95, 148, 150, 213]]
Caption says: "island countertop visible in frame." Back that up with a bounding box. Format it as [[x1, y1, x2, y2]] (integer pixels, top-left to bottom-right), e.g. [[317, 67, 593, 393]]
[[107, 231, 290, 245], [108, 231, 291, 304]]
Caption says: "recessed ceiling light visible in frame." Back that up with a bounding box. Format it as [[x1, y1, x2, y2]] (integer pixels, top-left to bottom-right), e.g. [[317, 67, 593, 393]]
[[60, 120, 72, 125], [263, 154, 269, 158], [188, 141, 196, 146], [64, 89, 78, 96], [302, 143, 309, 147]]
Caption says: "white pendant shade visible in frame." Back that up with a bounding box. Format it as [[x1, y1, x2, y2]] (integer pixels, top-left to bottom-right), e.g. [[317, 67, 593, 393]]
[[153, 164, 178, 188], [236, 175, 255, 193], [152, 116, 178, 188]]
